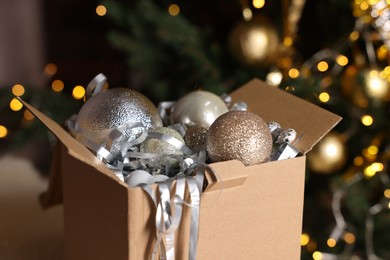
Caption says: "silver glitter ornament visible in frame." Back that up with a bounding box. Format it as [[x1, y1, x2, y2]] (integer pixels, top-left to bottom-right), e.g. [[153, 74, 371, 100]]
[[184, 125, 208, 149], [170, 90, 229, 129], [206, 111, 272, 166], [75, 88, 163, 146]]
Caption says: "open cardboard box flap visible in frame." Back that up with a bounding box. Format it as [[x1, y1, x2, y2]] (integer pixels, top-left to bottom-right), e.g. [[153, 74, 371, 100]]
[[19, 78, 341, 208]]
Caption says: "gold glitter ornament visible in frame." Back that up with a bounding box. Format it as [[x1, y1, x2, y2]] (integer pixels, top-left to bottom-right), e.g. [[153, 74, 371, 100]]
[[184, 125, 208, 149], [206, 111, 273, 166], [170, 90, 229, 129], [75, 88, 163, 145]]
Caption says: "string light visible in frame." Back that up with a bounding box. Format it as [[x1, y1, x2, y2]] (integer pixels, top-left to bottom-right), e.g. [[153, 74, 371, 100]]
[[52, 79, 64, 92], [319, 92, 330, 103], [96, 5, 107, 16], [23, 110, 34, 121], [12, 84, 25, 96], [384, 189, 390, 198], [301, 233, 310, 246], [312, 251, 323, 260], [353, 156, 364, 166], [252, 0, 265, 9], [336, 55, 349, 66], [168, 4, 180, 16], [317, 61, 329, 72], [44, 63, 57, 75], [288, 68, 300, 78], [361, 114, 374, 126], [349, 31, 360, 41], [242, 7, 253, 21], [327, 238, 337, 247], [0, 125, 8, 138], [72, 85, 85, 99], [344, 232, 356, 244], [9, 98, 23, 111]]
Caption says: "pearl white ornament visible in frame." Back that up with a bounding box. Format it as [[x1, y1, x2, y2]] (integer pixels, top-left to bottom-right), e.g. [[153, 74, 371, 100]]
[[170, 90, 228, 129]]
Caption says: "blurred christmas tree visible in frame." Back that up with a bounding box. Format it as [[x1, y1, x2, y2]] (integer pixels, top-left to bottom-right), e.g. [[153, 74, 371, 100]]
[[100, 0, 390, 259]]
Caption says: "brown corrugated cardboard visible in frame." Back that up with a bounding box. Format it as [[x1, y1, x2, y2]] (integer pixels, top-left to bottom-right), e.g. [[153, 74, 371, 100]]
[[19, 78, 341, 259]]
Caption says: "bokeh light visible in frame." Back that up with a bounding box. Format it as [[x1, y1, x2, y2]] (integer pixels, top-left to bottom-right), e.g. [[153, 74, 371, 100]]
[[96, 5, 107, 16], [168, 4, 180, 16], [44, 63, 57, 75], [12, 84, 25, 96], [52, 79, 65, 92], [10, 98, 23, 111], [72, 85, 86, 99], [0, 125, 8, 138]]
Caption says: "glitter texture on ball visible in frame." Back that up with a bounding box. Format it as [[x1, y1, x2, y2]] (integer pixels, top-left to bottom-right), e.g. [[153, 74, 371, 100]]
[[75, 88, 163, 145], [206, 111, 272, 166]]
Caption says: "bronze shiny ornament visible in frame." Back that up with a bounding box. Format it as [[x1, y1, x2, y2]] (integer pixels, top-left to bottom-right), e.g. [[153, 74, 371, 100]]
[[184, 125, 208, 149], [206, 111, 273, 166]]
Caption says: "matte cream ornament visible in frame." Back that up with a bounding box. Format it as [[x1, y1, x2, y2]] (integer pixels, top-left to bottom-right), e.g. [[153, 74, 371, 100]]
[[75, 88, 163, 145], [206, 110, 273, 166], [170, 90, 228, 129]]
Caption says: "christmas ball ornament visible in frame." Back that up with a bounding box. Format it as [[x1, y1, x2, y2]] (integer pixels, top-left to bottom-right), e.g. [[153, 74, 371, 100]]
[[140, 127, 185, 156], [276, 128, 297, 144], [75, 88, 163, 145], [228, 16, 280, 68], [170, 90, 228, 129], [184, 125, 208, 149], [206, 111, 272, 166], [307, 131, 347, 174]]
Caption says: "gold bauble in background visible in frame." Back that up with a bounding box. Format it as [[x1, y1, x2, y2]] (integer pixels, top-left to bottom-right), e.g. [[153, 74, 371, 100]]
[[307, 131, 348, 174], [228, 16, 280, 68]]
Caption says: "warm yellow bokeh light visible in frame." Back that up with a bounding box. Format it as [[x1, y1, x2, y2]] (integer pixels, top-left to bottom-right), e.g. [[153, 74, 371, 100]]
[[312, 251, 323, 260], [361, 115, 373, 126], [242, 7, 253, 21], [12, 84, 25, 96], [344, 232, 356, 244], [353, 156, 364, 166], [10, 98, 23, 111], [360, 1, 369, 10], [96, 5, 107, 16], [384, 189, 390, 198], [317, 61, 329, 72], [252, 0, 265, 8], [284, 36, 293, 47], [72, 85, 86, 99], [45, 63, 57, 75], [364, 165, 376, 177], [367, 145, 378, 155], [327, 238, 337, 247], [288, 68, 300, 78], [319, 92, 330, 103], [371, 162, 383, 172], [52, 79, 64, 92], [168, 4, 180, 16], [301, 233, 310, 246], [349, 31, 359, 41], [0, 125, 8, 138], [23, 110, 34, 121], [336, 55, 348, 66]]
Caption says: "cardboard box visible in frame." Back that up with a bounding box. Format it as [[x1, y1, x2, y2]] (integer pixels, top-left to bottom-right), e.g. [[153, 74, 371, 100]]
[[21, 78, 341, 259]]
